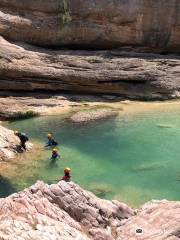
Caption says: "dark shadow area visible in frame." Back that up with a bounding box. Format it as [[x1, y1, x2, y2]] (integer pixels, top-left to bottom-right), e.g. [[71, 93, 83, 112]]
[[0, 90, 127, 103], [10, 39, 180, 60], [0, 175, 17, 197]]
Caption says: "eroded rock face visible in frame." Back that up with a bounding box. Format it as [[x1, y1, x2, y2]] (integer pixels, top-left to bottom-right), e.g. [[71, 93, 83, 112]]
[[1, 37, 180, 99], [1, 1, 180, 99], [0, 180, 180, 240], [0, 0, 180, 51], [0, 180, 134, 240], [117, 200, 180, 240]]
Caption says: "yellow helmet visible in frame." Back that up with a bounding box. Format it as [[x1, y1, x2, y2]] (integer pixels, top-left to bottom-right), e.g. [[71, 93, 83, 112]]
[[52, 148, 58, 153], [64, 167, 71, 174], [47, 133, 52, 138], [14, 130, 19, 135]]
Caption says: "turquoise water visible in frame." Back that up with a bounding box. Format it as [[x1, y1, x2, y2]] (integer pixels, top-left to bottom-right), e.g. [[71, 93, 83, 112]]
[[5, 109, 180, 207]]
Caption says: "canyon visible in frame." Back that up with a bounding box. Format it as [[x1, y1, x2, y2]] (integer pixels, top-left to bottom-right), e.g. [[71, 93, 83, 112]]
[[0, 0, 180, 98]]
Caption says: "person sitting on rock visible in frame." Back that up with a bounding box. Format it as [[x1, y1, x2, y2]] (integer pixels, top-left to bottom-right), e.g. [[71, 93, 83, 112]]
[[61, 168, 71, 182], [45, 133, 58, 148], [14, 131, 29, 151], [50, 148, 60, 162]]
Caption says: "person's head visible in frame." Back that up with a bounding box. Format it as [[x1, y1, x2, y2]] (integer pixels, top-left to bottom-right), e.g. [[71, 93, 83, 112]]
[[14, 130, 19, 136], [64, 167, 71, 175], [47, 133, 52, 140], [52, 148, 58, 154]]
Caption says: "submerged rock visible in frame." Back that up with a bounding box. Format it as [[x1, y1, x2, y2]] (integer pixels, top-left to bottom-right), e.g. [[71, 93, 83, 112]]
[[88, 183, 114, 198], [156, 124, 175, 129], [70, 108, 119, 123], [131, 162, 167, 172]]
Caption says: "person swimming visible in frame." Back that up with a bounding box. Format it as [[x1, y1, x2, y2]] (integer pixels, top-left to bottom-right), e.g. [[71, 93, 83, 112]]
[[45, 133, 58, 148]]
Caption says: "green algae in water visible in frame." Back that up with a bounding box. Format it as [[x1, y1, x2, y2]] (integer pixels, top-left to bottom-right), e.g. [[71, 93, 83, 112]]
[[5, 109, 180, 207]]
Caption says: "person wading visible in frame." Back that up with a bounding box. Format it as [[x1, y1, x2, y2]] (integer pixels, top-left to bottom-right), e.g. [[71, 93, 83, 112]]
[[50, 148, 60, 162], [14, 131, 29, 151], [60, 168, 71, 182], [45, 133, 58, 147]]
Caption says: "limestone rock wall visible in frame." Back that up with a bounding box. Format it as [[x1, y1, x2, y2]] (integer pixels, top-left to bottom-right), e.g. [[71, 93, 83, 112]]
[[0, 0, 180, 51], [1, 1, 180, 98]]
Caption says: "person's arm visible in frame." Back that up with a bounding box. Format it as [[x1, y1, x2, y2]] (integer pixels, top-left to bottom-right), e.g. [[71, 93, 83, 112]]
[[44, 140, 51, 147]]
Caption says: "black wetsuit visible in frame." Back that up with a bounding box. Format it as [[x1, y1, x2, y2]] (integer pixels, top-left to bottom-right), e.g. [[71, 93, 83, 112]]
[[17, 133, 29, 150]]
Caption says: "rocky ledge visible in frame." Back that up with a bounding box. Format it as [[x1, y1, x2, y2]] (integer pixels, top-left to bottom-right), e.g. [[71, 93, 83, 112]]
[[1, 37, 180, 100], [0, 180, 179, 240]]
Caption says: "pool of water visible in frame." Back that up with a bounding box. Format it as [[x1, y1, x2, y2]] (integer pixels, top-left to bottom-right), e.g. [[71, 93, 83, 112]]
[[4, 108, 180, 207]]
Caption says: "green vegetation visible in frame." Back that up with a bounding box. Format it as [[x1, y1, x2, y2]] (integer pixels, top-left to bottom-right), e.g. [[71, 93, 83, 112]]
[[10, 110, 39, 121], [59, 0, 72, 25]]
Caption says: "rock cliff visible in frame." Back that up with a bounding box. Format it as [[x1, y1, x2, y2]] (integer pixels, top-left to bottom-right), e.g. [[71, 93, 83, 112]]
[[0, 180, 179, 240], [1, 1, 180, 98], [0, 36, 180, 99], [0, 0, 180, 51]]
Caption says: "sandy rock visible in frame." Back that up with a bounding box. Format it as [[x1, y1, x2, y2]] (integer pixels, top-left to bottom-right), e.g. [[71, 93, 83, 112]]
[[70, 108, 119, 123]]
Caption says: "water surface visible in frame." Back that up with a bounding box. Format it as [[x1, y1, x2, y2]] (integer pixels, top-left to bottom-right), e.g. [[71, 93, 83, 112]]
[[4, 108, 180, 207]]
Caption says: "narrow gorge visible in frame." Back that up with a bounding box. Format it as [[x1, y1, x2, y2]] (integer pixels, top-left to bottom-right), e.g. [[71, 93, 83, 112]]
[[1, 1, 180, 240]]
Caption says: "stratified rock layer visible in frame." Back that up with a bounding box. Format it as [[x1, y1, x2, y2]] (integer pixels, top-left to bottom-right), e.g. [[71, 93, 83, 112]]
[[1, 37, 180, 99], [0, 0, 180, 51], [0, 180, 179, 240]]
